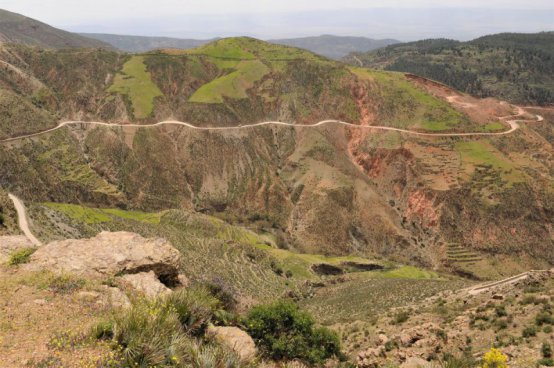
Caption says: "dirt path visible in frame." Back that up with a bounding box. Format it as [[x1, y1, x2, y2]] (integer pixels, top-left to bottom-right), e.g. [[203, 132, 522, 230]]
[[0, 106, 543, 144], [7, 193, 41, 246], [466, 271, 534, 295]]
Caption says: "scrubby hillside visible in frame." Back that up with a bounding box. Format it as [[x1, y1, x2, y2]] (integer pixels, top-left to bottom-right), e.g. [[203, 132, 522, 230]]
[[344, 32, 554, 105], [0, 9, 113, 49], [0, 37, 552, 280]]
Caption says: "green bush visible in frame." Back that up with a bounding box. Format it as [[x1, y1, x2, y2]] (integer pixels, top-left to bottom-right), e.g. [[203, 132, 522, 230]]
[[522, 325, 537, 338], [543, 342, 553, 358], [93, 286, 242, 367], [439, 353, 477, 367], [245, 300, 341, 364], [7, 247, 36, 265], [538, 358, 554, 367], [535, 311, 554, 326], [392, 310, 410, 325]]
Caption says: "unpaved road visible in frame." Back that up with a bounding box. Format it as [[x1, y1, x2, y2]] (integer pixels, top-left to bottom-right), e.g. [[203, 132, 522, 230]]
[[8, 193, 41, 246], [466, 271, 539, 295], [0, 103, 543, 144]]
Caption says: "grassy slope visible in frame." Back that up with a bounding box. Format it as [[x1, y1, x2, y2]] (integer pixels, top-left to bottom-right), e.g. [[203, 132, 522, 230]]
[[107, 55, 163, 119], [352, 67, 473, 132], [28, 200, 466, 324]]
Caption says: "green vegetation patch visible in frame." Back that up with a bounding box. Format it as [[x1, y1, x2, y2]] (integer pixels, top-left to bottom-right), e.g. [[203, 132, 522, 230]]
[[107, 56, 163, 118], [455, 140, 524, 184], [189, 60, 270, 103], [7, 247, 36, 265], [351, 68, 472, 132], [43, 202, 161, 224]]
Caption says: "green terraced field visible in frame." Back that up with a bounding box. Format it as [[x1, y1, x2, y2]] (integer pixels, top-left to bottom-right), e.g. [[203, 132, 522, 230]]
[[189, 60, 270, 103], [107, 55, 163, 118]]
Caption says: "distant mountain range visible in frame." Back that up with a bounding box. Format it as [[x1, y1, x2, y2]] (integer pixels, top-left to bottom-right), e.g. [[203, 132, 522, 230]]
[[0, 9, 113, 49], [78, 33, 214, 53], [81, 33, 400, 59]]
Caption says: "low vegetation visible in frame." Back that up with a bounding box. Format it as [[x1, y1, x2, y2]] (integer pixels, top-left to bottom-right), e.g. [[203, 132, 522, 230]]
[[245, 300, 342, 364], [107, 55, 163, 119], [6, 247, 36, 265]]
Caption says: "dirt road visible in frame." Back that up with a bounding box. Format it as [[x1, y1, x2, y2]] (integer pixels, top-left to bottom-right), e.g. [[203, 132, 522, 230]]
[[7, 193, 41, 246]]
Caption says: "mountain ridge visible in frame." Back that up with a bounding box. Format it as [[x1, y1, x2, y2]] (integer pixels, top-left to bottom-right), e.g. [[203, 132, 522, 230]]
[[0, 8, 114, 49]]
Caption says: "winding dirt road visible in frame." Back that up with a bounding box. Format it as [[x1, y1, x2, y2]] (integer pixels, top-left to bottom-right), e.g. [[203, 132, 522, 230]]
[[0, 106, 543, 143], [7, 193, 41, 246]]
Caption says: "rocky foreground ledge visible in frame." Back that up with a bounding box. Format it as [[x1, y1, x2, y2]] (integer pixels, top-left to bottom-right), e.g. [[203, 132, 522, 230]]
[[22, 231, 188, 298]]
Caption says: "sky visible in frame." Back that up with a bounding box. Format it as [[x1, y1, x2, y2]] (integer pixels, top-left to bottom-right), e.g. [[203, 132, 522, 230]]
[[1, 0, 553, 40]]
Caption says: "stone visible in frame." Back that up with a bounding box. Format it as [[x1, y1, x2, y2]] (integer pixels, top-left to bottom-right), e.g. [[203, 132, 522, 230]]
[[0, 235, 34, 263], [76, 291, 101, 301], [378, 333, 389, 345], [401, 356, 431, 368], [33, 299, 47, 305], [177, 273, 190, 288], [26, 232, 182, 283], [100, 286, 131, 309], [207, 326, 257, 363], [119, 271, 171, 298]]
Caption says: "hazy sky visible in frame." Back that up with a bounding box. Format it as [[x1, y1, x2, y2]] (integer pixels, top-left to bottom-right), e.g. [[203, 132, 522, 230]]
[[2, 0, 553, 40]]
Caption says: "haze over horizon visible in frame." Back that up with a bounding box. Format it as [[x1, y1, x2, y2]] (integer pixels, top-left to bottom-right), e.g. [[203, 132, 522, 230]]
[[1, 0, 553, 41]]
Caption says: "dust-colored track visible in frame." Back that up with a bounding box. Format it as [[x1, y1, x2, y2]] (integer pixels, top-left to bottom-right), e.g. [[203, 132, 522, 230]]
[[0, 101, 543, 143], [7, 193, 42, 246]]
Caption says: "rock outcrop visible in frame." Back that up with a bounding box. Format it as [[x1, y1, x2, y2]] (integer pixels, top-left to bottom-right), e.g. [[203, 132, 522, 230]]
[[26, 231, 182, 284], [0, 235, 34, 263], [207, 326, 257, 363], [119, 271, 171, 298]]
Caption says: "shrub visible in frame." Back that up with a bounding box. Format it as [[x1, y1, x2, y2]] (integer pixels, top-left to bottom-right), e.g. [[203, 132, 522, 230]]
[[538, 358, 554, 367], [535, 311, 554, 326], [48, 274, 85, 294], [481, 347, 508, 368], [495, 305, 507, 317], [245, 301, 341, 364], [7, 247, 36, 265], [392, 310, 410, 325], [439, 353, 477, 367], [522, 325, 537, 338], [543, 342, 553, 358], [93, 286, 238, 367], [543, 326, 553, 333], [201, 278, 238, 312]]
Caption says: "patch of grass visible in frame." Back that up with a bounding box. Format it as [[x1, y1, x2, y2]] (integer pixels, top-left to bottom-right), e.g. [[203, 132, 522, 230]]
[[378, 265, 441, 280], [455, 140, 525, 184], [7, 247, 36, 265], [43, 202, 111, 224], [480, 121, 506, 132], [102, 208, 161, 224], [43, 202, 162, 224], [189, 60, 270, 103], [108, 55, 163, 118], [350, 68, 472, 132]]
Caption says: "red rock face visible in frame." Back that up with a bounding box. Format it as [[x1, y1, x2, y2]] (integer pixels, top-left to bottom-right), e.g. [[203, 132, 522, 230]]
[[405, 190, 440, 228]]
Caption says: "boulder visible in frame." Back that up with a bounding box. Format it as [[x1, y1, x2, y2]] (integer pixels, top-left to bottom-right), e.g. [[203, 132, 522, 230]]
[[207, 326, 257, 363], [401, 357, 431, 368], [100, 286, 131, 309], [0, 235, 34, 263], [26, 232, 182, 283], [119, 271, 171, 298]]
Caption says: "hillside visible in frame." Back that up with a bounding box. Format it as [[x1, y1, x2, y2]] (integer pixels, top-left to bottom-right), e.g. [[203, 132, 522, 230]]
[[0, 9, 113, 49], [79, 33, 212, 52], [0, 37, 552, 282], [344, 32, 554, 105]]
